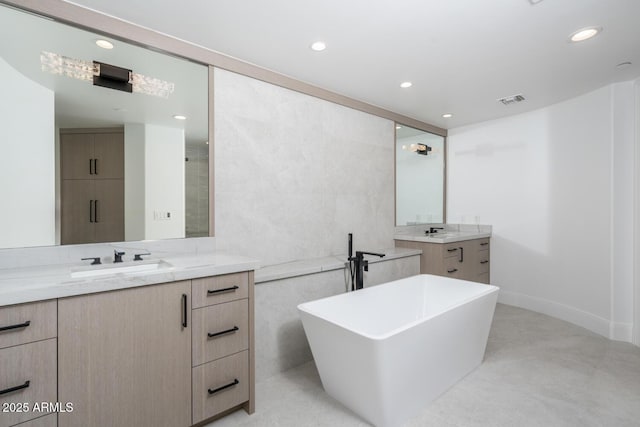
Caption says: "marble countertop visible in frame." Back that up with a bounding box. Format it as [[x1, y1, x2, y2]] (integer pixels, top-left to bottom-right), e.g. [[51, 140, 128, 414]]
[[394, 231, 492, 244], [255, 247, 422, 284], [0, 252, 260, 307]]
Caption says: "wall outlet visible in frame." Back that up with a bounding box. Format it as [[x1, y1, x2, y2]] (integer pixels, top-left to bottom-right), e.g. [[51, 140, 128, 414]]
[[154, 211, 171, 221]]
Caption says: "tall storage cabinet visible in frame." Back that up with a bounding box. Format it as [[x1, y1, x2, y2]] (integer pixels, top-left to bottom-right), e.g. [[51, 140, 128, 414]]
[[60, 128, 124, 245]]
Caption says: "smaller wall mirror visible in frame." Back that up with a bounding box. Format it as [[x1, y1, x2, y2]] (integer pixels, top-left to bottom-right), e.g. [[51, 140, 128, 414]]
[[395, 125, 445, 225]]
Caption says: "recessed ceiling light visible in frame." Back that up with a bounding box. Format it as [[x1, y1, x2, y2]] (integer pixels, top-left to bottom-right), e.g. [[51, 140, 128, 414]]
[[310, 41, 326, 51], [173, 115, 187, 120], [400, 81, 412, 88], [442, 113, 453, 118], [95, 39, 114, 49], [569, 26, 601, 42]]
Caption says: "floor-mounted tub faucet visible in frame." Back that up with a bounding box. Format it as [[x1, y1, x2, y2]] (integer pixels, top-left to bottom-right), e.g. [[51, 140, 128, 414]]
[[347, 233, 385, 291]]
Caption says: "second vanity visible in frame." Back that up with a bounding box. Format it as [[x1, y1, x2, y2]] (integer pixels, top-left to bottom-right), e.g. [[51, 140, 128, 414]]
[[0, 247, 258, 427], [394, 225, 491, 284]]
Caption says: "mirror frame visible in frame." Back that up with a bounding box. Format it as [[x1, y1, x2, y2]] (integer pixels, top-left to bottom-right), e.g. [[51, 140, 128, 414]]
[[394, 123, 447, 226]]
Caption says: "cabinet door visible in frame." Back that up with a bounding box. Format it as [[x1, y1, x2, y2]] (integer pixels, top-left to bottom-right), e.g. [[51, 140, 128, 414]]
[[60, 133, 94, 180], [58, 281, 192, 427], [93, 132, 124, 179], [61, 180, 95, 244], [93, 179, 124, 243]]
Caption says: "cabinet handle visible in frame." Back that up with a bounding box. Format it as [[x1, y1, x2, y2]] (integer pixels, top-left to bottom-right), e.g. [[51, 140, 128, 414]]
[[89, 200, 95, 223], [480, 260, 489, 264], [447, 248, 458, 252], [0, 320, 30, 333], [459, 247, 464, 263], [0, 380, 30, 396], [480, 242, 489, 246], [207, 285, 239, 295], [207, 326, 239, 339], [95, 200, 99, 223], [95, 158, 98, 175], [208, 379, 239, 395], [447, 268, 458, 273], [181, 294, 188, 328], [89, 159, 93, 175]]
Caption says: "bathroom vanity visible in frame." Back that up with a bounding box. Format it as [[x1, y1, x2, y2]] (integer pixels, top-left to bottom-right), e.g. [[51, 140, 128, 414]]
[[395, 226, 491, 284], [0, 252, 258, 427]]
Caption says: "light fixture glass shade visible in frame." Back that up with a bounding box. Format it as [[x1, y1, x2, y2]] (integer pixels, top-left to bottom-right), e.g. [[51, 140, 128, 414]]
[[41, 51, 175, 99], [40, 51, 94, 82]]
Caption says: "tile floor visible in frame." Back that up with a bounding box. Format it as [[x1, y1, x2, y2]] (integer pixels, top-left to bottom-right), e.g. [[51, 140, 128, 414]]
[[207, 304, 640, 426]]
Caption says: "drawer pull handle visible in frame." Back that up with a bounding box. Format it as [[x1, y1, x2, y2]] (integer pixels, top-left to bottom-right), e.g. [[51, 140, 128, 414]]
[[181, 294, 188, 328], [207, 286, 239, 295], [447, 248, 458, 252], [480, 242, 489, 246], [208, 326, 239, 339], [0, 320, 31, 333], [0, 380, 30, 396], [447, 268, 458, 273], [208, 378, 239, 395], [480, 260, 489, 264]]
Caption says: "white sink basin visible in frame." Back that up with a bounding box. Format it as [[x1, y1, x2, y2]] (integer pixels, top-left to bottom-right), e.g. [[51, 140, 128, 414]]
[[70, 260, 173, 278]]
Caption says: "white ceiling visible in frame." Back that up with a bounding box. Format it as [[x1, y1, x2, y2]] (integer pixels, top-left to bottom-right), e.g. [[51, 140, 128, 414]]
[[65, 0, 640, 130], [0, 3, 208, 144]]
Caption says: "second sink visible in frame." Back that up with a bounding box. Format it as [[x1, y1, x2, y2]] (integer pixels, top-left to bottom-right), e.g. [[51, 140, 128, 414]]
[[71, 260, 173, 278]]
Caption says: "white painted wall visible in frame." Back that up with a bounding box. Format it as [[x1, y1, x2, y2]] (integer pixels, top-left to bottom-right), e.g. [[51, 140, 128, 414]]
[[396, 133, 445, 225], [0, 58, 55, 249], [144, 125, 185, 240], [634, 78, 640, 346], [214, 68, 395, 265], [448, 83, 637, 341]]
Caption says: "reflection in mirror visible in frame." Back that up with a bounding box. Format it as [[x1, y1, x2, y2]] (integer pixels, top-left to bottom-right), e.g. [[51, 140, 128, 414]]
[[0, 3, 209, 249], [395, 125, 445, 225]]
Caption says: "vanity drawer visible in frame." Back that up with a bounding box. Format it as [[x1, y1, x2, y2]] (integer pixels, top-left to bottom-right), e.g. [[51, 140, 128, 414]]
[[475, 238, 490, 251], [443, 243, 462, 259], [192, 350, 249, 424], [477, 256, 490, 274], [192, 272, 249, 308], [444, 257, 462, 278], [0, 339, 57, 427], [477, 272, 490, 284], [192, 299, 249, 366], [0, 301, 56, 350]]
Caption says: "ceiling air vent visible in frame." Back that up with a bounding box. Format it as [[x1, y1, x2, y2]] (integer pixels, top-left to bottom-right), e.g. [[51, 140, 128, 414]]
[[498, 94, 525, 105]]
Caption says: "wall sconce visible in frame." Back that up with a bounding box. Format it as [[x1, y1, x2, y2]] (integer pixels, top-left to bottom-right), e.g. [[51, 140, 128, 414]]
[[40, 51, 175, 98], [402, 143, 432, 156]]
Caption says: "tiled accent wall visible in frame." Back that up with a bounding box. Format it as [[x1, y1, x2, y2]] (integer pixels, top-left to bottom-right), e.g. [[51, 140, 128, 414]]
[[214, 68, 395, 265], [185, 143, 209, 238]]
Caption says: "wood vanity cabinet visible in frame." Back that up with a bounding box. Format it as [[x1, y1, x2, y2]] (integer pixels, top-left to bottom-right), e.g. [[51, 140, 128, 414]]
[[58, 281, 192, 427], [395, 237, 490, 284], [56, 271, 255, 427], [0, 301, 57, 427]]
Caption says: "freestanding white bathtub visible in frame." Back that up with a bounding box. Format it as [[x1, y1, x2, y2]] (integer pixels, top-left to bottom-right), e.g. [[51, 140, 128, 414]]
[[298, 274, 499, 427]]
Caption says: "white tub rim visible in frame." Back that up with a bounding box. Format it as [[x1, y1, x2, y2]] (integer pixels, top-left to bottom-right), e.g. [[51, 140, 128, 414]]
[[297, 274, 499, 341]]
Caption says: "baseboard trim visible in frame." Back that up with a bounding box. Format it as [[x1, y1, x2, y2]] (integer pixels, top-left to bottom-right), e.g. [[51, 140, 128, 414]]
[[498, 290, 632, 343]]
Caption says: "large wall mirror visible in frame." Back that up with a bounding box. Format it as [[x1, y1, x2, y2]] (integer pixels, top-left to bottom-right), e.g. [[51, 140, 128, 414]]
[[0, 3, 209, 249], [395, 124, 445, 225]]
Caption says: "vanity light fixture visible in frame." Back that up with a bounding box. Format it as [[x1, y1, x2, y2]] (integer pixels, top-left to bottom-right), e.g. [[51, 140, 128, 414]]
[[40, 51, 175, 98], [442, 113, 453, 118], [173, 115, 187, 120], [95, 39, 114, 49], [310, 41, 326, 51], [400, 81, 412, 88], [569, 26, 601, 42], [402, 143, 432, 156]]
